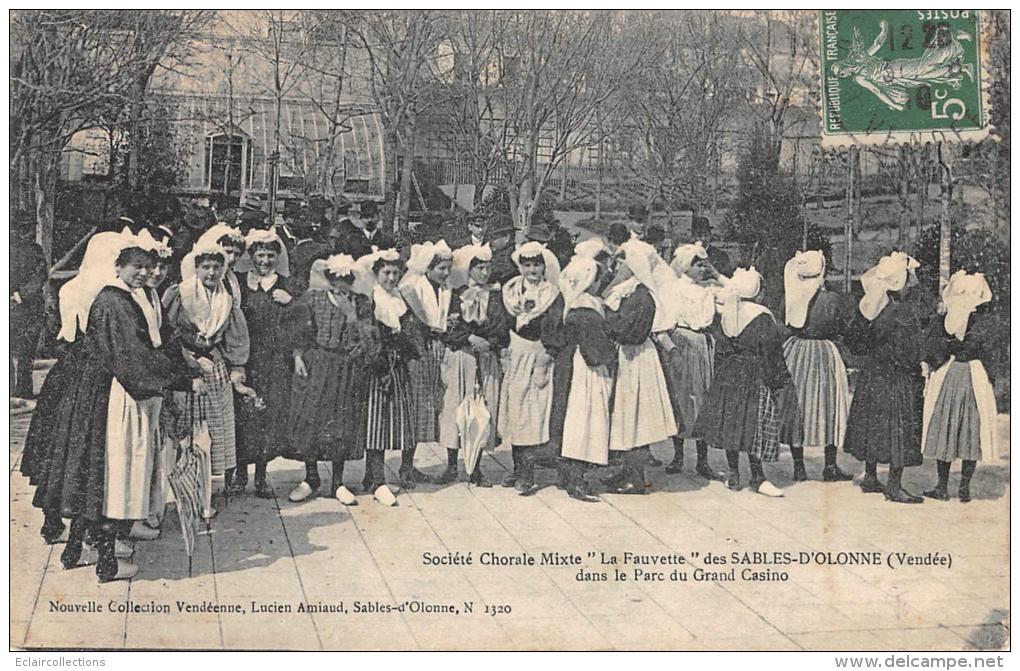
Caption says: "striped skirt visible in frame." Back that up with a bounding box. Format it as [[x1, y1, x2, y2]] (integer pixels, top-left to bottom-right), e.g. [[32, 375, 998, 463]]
[[365, 353, 416, 452], [780, 337, 849, 450], [923, 361, 984, 462], [174, 360, 236, 475], [408, 339, 446, 443]]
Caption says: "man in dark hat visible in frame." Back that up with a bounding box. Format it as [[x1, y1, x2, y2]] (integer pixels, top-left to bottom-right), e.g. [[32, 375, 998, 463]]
[[450, 213, 516, 284], [627, 203, 650, 238], [290, 219, 349, 295], [344, 200, 395, 258], [11, 213, 47, 399], [238, 194, 268, 232], [691, 215, 732, 276]]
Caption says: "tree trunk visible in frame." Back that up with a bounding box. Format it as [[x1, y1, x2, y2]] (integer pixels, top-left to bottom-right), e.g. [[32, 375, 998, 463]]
[[595, 141, 603, 221], [396, 112, 417, 235], [381, 125, 399, 235], [843, 145, 855, 293], [938, 142, 952, 295], [897, 146, 909, 244], [127, 63, 157, 192], [34, 151, 58, 267]]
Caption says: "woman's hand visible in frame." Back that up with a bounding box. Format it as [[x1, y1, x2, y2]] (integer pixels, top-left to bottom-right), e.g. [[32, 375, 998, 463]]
[[272, 289, 293, 305], [468, 334, 490, 352], [197, 357, 215, 374], [192, 377, 208, 395], [233, 381, 258, 398], [294, 354, 309, 378]]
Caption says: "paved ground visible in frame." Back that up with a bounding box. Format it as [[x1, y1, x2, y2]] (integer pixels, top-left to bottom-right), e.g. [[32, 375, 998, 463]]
[[9, 397, 1010, 651]]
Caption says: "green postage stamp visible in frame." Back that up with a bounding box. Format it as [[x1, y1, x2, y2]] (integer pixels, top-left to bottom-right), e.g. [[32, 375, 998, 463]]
[[819, 10, 990, 147]]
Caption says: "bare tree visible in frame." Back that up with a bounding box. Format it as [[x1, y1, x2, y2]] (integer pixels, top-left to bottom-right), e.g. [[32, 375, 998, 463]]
[[224, 11, 319, 222], [492, 10, 642, 230], [616, 11, 742, 218], [10, 9, 212, 260], [428, 10, 509, 211], [736, 10, 818, 170], [341, 10, 443, 234]]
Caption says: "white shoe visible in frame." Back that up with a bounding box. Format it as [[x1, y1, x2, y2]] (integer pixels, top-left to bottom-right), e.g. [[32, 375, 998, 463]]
[[334, 486, 358, 506], [289, 481, 315, 503], [755, 480, 784, 498], [128, 520, 159, 541], [373, 485, 398, 507], [115, 538, 135, 559]]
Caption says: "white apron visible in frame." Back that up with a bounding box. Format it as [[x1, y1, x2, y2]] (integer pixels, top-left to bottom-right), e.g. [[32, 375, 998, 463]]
[[497, 330, 554, 446], [922, 357, 999, 461], [610, 338, 678, 451], [561, 349, 612, 465], [104, 378, 163, 520]]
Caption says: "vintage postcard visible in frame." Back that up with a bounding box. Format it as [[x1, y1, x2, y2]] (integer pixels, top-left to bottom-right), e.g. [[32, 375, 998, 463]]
[[9, 8, 1009, 653]]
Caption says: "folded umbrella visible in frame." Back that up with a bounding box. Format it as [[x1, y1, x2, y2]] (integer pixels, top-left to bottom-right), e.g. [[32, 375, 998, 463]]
[[456, 376, 492, 478], [166, 398, 211, 576]]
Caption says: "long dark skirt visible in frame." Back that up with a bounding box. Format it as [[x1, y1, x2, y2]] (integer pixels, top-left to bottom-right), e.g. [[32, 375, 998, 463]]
[[286, 348, 366, 462], [694, 353, 780, 461], [236, 348, 292, 465], [30, 354, 112, 522], [844, 363, 923, 467], [365, 354, 416, 452], [21, 345, 82, 485]]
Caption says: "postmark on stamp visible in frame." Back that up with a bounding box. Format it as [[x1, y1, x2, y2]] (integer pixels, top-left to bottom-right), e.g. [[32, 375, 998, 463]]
[[819, 10, 990, 147]]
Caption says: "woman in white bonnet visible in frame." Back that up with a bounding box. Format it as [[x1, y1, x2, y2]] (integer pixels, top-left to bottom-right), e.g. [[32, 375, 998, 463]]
[[843, 252, 926, 504], [693, 267, 789, 497], [656, 241, 727, 480], [777, 250, 854, 483], [436, 243, 510, 486], [399, 240, 455, 488], [601, 238, 678, 495], [284, 254, 373, 506], [920, 270, 998, 502], [497, 241, 562, 494]]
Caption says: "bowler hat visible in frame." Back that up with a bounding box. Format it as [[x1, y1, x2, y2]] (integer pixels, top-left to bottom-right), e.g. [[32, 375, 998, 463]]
[[525, 224, 552, 243]]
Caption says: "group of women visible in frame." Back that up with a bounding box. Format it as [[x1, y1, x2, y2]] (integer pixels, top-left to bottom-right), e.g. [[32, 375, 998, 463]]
[[19, 215, 1000, 584]]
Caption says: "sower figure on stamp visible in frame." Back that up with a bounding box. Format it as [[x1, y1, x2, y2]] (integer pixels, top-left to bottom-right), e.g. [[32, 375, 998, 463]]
[[548, 250, 617, 502], [438, 243, 510, 486], [777, 250, 854, 483], [285, 254, 373, 506], [656, 242, 727, 481], [843, 252, 926, 504], [921, 270, 999, 503], [694, 267, 789, 497], [602, 238, 678, 495], [497, 241, 562, 495]]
